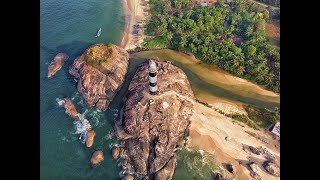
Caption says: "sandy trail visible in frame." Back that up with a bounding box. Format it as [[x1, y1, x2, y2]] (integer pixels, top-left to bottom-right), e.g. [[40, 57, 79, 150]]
[[120, 0, 133, 49], [188, 102, 280, 180]]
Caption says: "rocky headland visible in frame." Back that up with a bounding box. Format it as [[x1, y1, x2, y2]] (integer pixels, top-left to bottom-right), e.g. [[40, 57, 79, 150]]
[[69, 43, 129, 110], [115, 60, 195, 179]]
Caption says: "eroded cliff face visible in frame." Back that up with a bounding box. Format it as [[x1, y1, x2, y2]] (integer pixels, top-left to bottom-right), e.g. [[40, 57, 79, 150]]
[[115, 60, 194, 179], [69, 44, 129, 110]]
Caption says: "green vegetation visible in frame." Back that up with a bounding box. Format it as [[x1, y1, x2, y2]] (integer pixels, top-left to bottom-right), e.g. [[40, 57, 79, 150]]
[[173, 148, 221, 180], [245, 105, 279, 128], [225, 105, 280, 129], [84, 45, 116, 65], [143, 36, 169, 48], [145, 0, 280, 93], [195, 99, 212, 108], [171, 0, 193, 10], [256, 0, 280, 8], [226, 113, 258, 130]]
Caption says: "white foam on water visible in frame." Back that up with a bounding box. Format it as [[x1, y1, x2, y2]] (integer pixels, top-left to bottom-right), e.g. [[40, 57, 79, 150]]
[[105, 130, 114, 140], [86, 109, 108, 128], [72, 111, 92, 144], [110, 108, 119, 113], [77, 99, 84, 106], [56, 98, 65, 107], [71, 92, 80, 101], [89, 110, 100, 127]]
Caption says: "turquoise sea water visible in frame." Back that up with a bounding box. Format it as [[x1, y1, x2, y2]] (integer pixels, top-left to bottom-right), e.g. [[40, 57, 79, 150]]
[[40, 0, 126, 179]]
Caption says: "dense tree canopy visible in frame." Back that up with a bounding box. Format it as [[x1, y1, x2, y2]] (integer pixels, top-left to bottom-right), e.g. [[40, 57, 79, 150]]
[[144, 0, 280, 93]]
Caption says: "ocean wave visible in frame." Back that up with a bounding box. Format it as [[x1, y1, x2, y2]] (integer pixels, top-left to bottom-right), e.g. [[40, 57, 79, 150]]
[[71, 92, 80, 101], [105, 130, 114, 140], [56, 98, 65, 107], [72, 111, 92, 144]]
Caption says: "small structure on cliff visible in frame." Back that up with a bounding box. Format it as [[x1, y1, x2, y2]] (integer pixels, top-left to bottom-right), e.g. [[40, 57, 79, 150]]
[[149, 60, 158, 95]]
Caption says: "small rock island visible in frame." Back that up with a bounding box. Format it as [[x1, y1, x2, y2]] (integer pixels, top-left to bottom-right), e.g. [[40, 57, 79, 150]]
[[69, 43, 129, 110], [47, 53, 69, 78], [115, 60, 195, 179]]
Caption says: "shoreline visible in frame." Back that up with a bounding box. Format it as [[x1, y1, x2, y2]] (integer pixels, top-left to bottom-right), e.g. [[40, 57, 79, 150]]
[[120, 0, 148, 50], [120, 0, 132, 50]]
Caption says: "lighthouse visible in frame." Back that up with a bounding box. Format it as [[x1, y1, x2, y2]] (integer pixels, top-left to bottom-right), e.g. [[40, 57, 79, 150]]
[[149, 60, 158, 95]]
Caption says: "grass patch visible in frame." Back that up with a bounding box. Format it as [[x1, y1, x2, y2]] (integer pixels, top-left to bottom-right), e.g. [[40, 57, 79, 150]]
[[226, 113, 258, 130], [84, 44, 116, 65], [245, 105, 279, 128], [143, 36, 170, 49], [195, 99, 212, 108]]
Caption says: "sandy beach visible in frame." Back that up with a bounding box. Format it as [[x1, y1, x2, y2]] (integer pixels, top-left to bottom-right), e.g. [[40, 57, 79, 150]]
[[188, 102, 280, 180], [120, 0, 147, 50]]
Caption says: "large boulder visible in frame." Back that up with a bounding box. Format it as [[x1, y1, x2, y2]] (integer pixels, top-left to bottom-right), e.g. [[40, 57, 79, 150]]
[[63, 98, 79, 120], [116, 60, 194, 179], [215, 173, 225, 180], [248, 162, 262, 180], [48, 53, 69, 78], [90, 150, 104, 166], [86, 129, 96, 147], [154, 157, 176, 180], [249, 146, 261, 155], [225, 163, 234, 174], [263, 161, 280, 177], [122, 174, 134, 180], [69, 44, 129, 110], [119, 147, 125, 157], [112, 146, 120, 160]]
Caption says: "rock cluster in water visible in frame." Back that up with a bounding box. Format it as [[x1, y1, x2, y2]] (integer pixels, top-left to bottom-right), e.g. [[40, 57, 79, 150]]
[[90, 150, 104, 166], [86, 129, 96, 148], [69, 43, 129, 110], [115, 60, 194, 179], [52, 44, 130, 169], [63, 98, 80, 120], [47, 53, 69, 78]]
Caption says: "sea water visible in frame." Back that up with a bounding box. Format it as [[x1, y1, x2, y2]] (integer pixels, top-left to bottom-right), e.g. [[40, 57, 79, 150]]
[[40, 0, 125, 179]]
